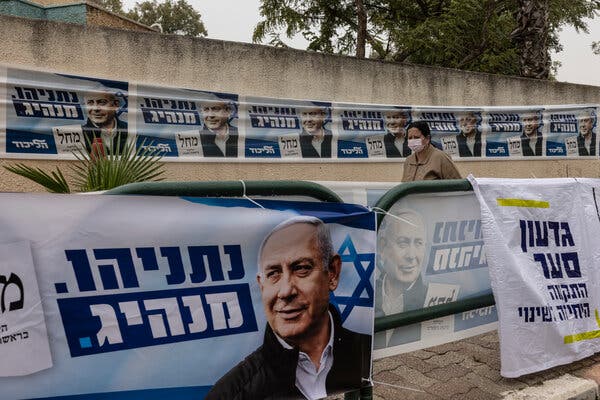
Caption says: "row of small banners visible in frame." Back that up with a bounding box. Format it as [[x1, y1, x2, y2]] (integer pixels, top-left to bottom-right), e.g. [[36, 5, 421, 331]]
[[0, 65, 598, 160]]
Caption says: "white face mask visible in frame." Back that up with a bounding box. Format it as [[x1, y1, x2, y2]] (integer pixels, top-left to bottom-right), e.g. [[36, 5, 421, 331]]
[[408, 138, 425, 153]]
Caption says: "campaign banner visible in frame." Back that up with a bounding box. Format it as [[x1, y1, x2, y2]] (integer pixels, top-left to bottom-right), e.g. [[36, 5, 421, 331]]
[[334, 104, 412, 159], [372, 190, 497, 359], [134, 85, 239, 158], [243, 97, 334, 159], [0, 194, 375, 399], [0, 65, 598, 161], [2, 66, 129, 157], [413, 108, 483, 158], [469, 176, 600, 377]]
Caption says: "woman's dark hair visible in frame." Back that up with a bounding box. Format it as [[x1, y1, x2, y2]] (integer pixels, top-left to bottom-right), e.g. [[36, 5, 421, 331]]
[[407, 121, 431, 138]]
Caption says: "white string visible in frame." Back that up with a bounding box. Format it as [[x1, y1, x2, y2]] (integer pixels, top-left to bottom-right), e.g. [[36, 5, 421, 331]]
[[239, 180, 265, 209], [370, 206, 418, 227], [371, 380, 425, 392]]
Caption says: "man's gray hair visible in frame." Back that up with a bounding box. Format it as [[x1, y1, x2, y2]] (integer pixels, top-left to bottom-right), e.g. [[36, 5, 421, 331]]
[[257, 215, 334, 277]]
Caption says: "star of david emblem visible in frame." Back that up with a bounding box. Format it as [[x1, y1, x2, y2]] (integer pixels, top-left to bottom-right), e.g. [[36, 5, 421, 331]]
[[330, 234, 375, 323]]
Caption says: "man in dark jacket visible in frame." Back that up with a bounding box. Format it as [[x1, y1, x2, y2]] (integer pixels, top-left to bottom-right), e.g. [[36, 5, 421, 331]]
[[521, 114, 543, 156], [81, 91, 128, 154], [199, 101, 239, 157], [207, 216, 371, 400], [577, 111, 596, 156], [374, 208, 427, 349], [455, 112, 482, 157], [299, 107, 332, 158], [383, 109, 410, 158]]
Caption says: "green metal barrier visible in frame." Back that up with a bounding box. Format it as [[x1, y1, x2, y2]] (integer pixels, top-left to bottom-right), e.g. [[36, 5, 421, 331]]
[[104, 180, 343, 203]]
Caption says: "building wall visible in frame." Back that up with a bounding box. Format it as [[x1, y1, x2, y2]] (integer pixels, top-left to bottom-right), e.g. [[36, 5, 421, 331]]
[[0, 14, 599, 192], [85, 5, 154, 32], [0, 0, 55, 20]]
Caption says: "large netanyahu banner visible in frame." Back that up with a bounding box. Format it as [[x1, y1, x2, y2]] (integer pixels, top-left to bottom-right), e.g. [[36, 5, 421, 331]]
[[469, 176, 600, 377], [0, 194, 375, 399], [0, 65, 597, 161]]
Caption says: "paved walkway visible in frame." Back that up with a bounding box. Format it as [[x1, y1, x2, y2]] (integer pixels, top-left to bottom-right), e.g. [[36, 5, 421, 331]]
[[330, 331, 600, 399]]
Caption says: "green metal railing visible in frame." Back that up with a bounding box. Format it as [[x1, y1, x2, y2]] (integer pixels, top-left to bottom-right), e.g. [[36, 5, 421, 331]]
[[104, 180, 343, 203]]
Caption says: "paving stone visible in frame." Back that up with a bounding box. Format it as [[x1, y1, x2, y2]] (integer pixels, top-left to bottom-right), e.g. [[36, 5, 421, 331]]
[[425, 365, 470, 382], [452, 387, 502, 400], [426, 351, 468, 367], [373, 380, 440, 400], [369, 330, 600, 400], [397, 354, 438, 374], [464, 371, 518, 394], [373, 368, 431, 393], [425, 376, 477, 398], [471, 363, 505, 382]]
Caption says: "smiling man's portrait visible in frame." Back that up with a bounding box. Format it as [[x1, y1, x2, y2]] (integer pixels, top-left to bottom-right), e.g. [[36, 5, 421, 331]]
[[206, 216, 371, 400], [521, 113, 543, 156], [577, 109, 596, 156], [299, 106, 333, 158], [199, 100, 239, 157], [81, 89, 128, 154], [375, 208, 428, 348]]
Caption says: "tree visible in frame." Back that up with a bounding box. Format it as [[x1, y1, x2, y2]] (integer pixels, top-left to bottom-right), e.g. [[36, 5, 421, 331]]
[[253, 0, 600, 78], [125, 0, 207, 37], [511, 0, 551, 78]]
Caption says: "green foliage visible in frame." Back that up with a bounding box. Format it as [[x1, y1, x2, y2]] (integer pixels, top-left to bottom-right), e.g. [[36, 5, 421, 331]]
[[253, 0, 600, 77], [4, 139, 165, 193], [4, 164, 71, 193], [125, 0, 207, 37]]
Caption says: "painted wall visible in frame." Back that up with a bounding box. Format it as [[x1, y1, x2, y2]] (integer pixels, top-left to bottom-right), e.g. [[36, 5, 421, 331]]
[[0, 14, 599, 192]]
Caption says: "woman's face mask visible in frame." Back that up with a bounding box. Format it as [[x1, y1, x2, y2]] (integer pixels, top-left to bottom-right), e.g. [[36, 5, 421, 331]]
[[408, 138, 425, 153]]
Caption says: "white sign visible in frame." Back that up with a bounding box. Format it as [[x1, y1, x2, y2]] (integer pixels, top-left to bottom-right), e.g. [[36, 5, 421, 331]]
[[469, 175, 600, 378], [565, 136, 578, 156], [278, 134, 301, 158], [175, 130, 202, 156], [441, 136, 458, 156], [0, 241, 52, 376], [507, 136, 522, 156], [365, 135, 385, 158], [52, 125, 84, 154]]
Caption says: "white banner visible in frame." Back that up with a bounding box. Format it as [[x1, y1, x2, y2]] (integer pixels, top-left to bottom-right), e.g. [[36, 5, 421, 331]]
[[0, 194, 375, 399], [0, 240, 52, 376], [469, 176, 600, 377]]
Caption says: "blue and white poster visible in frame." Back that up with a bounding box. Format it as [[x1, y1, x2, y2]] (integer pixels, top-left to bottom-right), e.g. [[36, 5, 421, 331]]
[[545, 107, 597, 157], [334, 104, 411, 159], [373, 190, 496, 359], [3, 67, 129, 157], [243, 97, 334, 159], [134, 85, 239, 158], [484, 108, 544, 158], [0, 194, 375, 399]]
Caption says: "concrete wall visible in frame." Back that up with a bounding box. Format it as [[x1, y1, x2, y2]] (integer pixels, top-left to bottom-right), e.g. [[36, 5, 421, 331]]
[[1, 14, 599, 192]]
